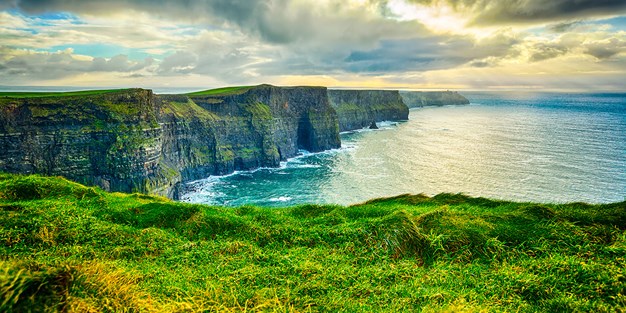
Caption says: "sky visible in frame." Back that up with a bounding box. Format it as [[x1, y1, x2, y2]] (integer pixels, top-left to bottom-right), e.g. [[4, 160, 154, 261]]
[[1, 0, 626, 91]]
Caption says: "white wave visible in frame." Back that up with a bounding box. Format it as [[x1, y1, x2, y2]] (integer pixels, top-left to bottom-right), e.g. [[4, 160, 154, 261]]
[[181, 142, 356, 201], [268, 196, 292, 202], [287, 163, 321, 169], [340, 121, 399, 134], [377, 121, 399, 128]]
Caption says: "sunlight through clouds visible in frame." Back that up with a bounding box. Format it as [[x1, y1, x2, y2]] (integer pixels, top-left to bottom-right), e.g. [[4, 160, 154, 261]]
[[0, 0, 625, 90]]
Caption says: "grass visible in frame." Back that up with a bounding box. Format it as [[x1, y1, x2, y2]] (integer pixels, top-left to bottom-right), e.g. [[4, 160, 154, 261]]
[[161, 99, 220, 120], [0, 174, 624, 312], [187, 86, 253, 97], [0, 89, 129, 98]]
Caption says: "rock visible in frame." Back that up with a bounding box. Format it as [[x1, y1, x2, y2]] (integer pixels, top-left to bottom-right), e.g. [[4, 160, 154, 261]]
[[369, 121, 379, 129]]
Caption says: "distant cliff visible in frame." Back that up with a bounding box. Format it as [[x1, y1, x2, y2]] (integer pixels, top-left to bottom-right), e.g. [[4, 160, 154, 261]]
[[400, 91, 469, 108], [0, 85, 342, 198], [328, 90, 409, 132]]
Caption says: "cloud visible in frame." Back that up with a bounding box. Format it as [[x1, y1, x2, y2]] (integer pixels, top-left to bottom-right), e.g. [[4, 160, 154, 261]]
[[406, 0, 626, 25], [547, 20, 583, 33], [528, 43, 569, 62], [158, 51, 197, 74], [1, 0, 626, 90], [584, 38, 626, 59], [9, 0, 416, 45], [0, 47, 155, 82]]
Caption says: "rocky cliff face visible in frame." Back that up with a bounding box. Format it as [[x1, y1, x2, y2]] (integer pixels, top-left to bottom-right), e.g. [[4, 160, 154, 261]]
[[156, 85, 340, 197], [328, 90, 409, 132], [0, 85, 341, 198], [0, 89, 174, 196], [400, 91, 470, 108], [1, 86, 413, 199]]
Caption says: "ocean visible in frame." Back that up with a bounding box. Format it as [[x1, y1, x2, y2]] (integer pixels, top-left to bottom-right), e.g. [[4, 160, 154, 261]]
[[181, 92, 626, 206]]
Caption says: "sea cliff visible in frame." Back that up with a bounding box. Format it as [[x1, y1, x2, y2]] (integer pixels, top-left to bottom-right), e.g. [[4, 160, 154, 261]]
[[0, 89, 172, 195], [2, 85, 416, 198], [400, 90, 470, 108], [328, 89, 409, 132], [157, 85, 341, 197]]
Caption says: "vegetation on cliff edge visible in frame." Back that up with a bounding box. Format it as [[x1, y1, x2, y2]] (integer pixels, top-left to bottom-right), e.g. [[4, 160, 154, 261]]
[[0, 89, 129, 99], [187, 86, 253, 97], [0, 174, 624, 312]]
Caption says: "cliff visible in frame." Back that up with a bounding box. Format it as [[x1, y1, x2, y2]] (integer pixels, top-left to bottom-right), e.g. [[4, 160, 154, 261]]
[[1, 86, 416, 198], [0, 89, 173, 196], [328, 90, 409, 132], [400, 91, 469, 108], [0, 85, 341, 198], [157, 85, 340, 196]]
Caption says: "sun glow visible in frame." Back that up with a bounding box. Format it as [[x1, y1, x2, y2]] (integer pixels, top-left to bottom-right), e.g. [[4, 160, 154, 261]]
[[386, 0, 495, 37]]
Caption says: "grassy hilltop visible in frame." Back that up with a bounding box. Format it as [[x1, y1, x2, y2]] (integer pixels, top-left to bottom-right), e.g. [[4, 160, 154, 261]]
[[0, 174, 624, 312], [0, 89, 129, 99]]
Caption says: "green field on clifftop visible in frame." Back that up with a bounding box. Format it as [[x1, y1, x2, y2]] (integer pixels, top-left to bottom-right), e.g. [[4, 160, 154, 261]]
[[187, 86, 253, 96], [0, 174, 624, 312], [0, 89, 129, 98]]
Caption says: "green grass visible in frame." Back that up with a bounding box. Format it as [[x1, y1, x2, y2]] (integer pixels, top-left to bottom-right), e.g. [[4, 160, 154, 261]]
[[186, 86, 253, 96], [161, 99, 220, 120], [0, 89, 129, 98], [0, 174, 624, 312]]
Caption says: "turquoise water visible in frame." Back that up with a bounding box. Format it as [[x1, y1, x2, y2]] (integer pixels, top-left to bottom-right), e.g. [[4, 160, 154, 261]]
[[181, 93, 626, 206]]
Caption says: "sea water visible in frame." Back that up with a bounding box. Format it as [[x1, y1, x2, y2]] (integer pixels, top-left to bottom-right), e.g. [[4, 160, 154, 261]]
[[182, 92, 626, 206]]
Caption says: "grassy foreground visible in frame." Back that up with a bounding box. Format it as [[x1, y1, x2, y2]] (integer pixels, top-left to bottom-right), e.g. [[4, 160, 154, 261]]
[[0, 174, 624, 312]]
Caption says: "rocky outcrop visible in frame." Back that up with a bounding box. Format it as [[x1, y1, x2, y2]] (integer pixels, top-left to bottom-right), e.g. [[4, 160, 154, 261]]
[[400, 91, 469, 108], [328, 90, 409, 132], [0, 85, 341, 199]]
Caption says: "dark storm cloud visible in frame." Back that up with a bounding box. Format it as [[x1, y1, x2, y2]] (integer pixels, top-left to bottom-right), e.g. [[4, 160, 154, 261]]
[[584, 38, 626, 59], [343, 38, 471, 73], [250, 30, 520, 75], [528, 43, 569, 62], [468, 60, 489, 67], [547, 20, 583, 33], [408, 0, 626, 25]]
